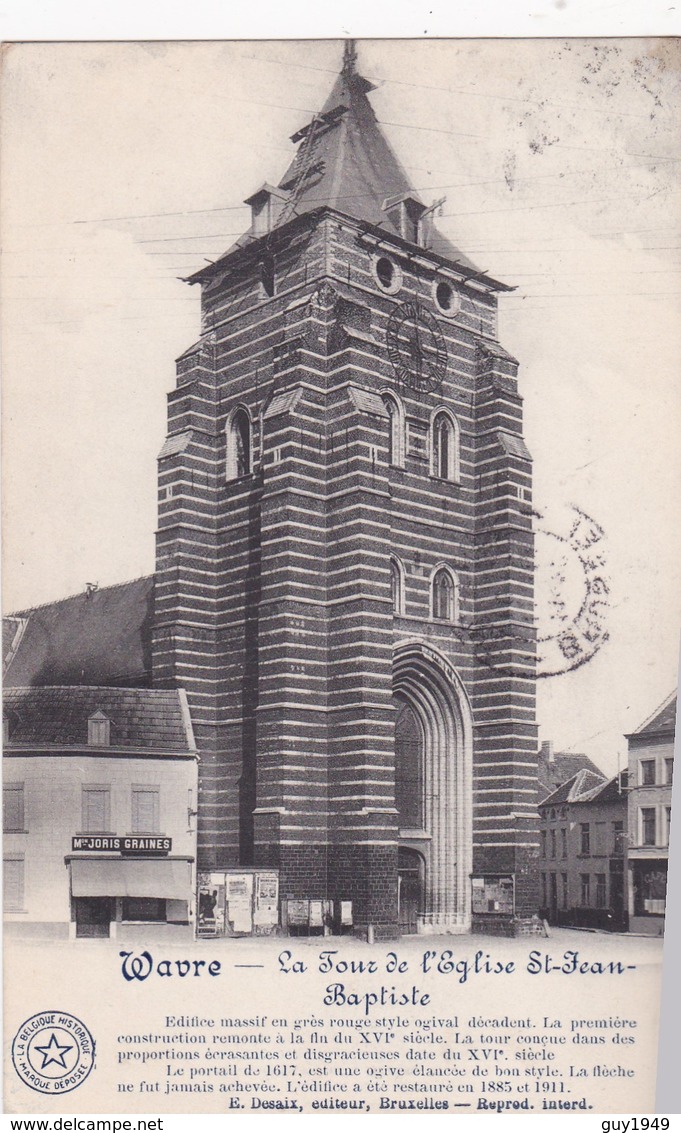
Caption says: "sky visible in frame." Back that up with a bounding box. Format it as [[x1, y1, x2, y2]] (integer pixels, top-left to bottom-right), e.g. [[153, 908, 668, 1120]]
[[2, 38, 680, 773]]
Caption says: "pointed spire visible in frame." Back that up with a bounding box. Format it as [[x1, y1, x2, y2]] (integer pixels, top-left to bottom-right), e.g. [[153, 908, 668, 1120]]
[[342, 39, 357, 76]]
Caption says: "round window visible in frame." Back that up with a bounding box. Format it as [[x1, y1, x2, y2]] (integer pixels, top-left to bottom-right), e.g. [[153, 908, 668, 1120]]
[[433, 278, 462, 317], [372, 254, 402, 295]]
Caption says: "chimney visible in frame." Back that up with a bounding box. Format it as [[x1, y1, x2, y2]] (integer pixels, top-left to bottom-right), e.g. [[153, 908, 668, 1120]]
[[540, 740, 554, 763]]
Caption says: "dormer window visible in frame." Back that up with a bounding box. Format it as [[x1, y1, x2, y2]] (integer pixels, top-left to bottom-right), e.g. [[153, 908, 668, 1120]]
[[245, 183, 288, 239], [3, 710, 19, 745], [88, 710, 110, 746], [383, 194, 427, 245]]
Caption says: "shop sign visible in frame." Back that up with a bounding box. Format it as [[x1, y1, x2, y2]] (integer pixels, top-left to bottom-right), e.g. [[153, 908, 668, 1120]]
[[71, 836, 172, 853]]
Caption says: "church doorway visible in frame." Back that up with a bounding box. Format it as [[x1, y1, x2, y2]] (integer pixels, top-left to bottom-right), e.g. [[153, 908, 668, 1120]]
[[393, 643, 473, 933], [397, 847, 424, 934]]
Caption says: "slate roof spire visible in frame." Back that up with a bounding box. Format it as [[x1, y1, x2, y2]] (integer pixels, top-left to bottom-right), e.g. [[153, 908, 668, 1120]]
[[228, 41, 479, 271], [342, 38, 358, 76]]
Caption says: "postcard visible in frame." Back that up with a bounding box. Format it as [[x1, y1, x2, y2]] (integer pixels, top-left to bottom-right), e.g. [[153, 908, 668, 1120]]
[[2, 38, 679, 1115]]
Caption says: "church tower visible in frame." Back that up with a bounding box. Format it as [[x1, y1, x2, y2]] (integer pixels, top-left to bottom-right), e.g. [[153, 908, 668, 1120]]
[[152, 43, 538, 937]]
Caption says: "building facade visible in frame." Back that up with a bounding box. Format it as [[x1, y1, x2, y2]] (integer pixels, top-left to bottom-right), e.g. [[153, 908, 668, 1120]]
[[538, 768, 628, 930], [4, 44, 539, 939], [150, 43, 538, 937], [3, 686, 198, 939], [626, 692, 676, 935]]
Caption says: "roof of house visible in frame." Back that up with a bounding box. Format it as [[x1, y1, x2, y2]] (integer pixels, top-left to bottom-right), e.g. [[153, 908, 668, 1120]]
[[585, 770, 628, 804], [195, 42, 483, 279], [539, 768, 607, 808], [629, 691, 677, 739], [537, 750, 604, 798], [3, 576, 154, 689], [4, 686, 195, 752]]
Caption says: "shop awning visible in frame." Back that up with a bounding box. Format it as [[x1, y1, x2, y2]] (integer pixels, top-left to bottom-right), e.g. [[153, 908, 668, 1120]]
[[70, 858, 191, 900]]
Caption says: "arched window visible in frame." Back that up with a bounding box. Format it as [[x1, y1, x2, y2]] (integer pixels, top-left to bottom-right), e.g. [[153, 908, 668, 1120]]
[[226, 407, 252, 480], [382, 392, 405, 467], [431, 410, 460, 482], [431, 566, 459, 623], [390, 556, 405, 615], [394, 699, 423, 829]]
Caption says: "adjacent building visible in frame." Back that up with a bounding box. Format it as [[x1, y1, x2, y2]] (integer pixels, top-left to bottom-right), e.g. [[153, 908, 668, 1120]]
[[537, 739, 604, 801], [538, 767, 628, 930], [626, 692, 676, 935], [3, 686, 198, 939]]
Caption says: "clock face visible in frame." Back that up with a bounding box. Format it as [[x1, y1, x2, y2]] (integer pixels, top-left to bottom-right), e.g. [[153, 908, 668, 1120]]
[[386, 301, 447, 394]]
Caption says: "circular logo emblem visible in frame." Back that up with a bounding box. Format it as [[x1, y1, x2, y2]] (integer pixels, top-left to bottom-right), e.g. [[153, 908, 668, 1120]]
[[12, 1012, 95, 1095]]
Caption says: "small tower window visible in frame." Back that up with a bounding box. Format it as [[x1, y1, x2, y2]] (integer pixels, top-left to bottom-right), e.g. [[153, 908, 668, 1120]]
[[226, 408, 252, 480], [390, 556, 406, 616], [88, 711, 110, 746], [382, 392, 405, 467], [433, 278, 462, 318], [431, 566, 459, 623], [372, 253, 402, 295], [431, 410, 460, 482]]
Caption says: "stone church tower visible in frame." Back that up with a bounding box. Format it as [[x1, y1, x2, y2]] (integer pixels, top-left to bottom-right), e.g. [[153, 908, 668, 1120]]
[[152, 43, 538, 936]]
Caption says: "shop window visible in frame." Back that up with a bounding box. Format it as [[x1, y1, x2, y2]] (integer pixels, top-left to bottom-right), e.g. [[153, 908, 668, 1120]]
[[640, 759, 655, 786], [131, 787, 160, 834], [580, 823, 590, 855], [595, 874, 606, 908], [431, 566, 459, 623], [88, 711, 110, 746], [3, 855, 24, 912], [3, 783, 24, 832], [431, 411, 460, 482], [383, 392, 405, 467], [226, 408, 252, 480], [82, 786, 110, 833], [390, 556, 406, 616], [641, 807, 656, 846], [580, 874, 590, 906], [121, 897, 166, 923], [633, 861, 667, 917]]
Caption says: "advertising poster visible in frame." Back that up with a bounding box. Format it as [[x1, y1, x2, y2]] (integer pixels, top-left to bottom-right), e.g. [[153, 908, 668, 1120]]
[[2, 37, 680, 1116]]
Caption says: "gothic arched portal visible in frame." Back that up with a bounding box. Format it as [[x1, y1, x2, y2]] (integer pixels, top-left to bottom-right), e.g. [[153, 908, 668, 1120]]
[[393, 642, 473, 933]]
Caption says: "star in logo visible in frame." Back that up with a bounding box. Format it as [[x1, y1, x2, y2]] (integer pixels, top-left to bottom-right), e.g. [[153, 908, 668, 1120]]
[[33, 1032, 73, 1071]]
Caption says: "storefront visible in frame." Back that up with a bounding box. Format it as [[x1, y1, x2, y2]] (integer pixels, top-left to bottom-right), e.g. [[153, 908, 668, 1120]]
[[3, 686, 199, 941], [629, 857, 667, 936], [68, 845, 194, 939]]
